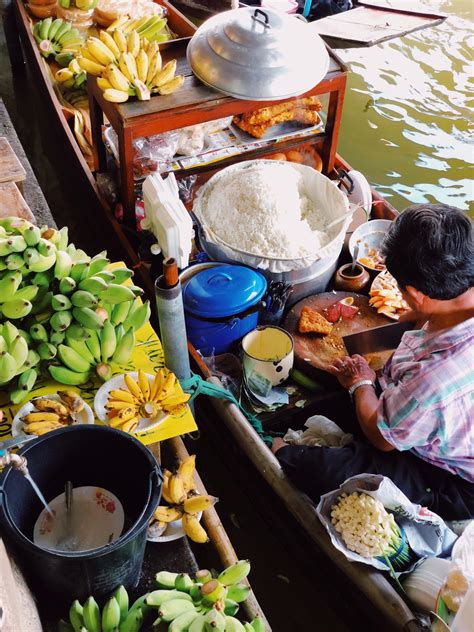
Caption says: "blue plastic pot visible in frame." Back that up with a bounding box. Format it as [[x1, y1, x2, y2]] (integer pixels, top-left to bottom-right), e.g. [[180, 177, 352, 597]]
[[183, 265, 267, 355]]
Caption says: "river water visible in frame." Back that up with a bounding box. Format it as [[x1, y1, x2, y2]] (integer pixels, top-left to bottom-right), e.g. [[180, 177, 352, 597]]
[[337, 0, 473, 216]]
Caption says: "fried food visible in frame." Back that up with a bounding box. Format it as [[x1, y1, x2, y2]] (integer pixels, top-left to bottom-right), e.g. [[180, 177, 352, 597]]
[[234, 108, 321, 139], [298, 306, 333, 335], [243, 96, 322, 125], [233, 97, 322, 139], [369, 271, 410, 319]]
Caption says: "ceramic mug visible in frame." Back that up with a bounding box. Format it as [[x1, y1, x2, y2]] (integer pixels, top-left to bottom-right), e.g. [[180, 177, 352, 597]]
[[242, 326, 294, 397]]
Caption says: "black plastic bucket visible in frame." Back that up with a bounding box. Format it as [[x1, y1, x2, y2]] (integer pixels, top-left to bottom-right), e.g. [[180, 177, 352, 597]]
[[0, 425, 162, 603]]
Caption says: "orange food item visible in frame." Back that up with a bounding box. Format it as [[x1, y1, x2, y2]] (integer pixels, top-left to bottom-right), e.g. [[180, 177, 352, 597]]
[[286, 150, 303, 163], [27, 2, 56, 17], [298, 306, 333, 335], [269, 153, 287, 161]]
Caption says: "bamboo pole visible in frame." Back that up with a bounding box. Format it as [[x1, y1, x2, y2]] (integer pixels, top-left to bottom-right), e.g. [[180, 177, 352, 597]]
[[168, 436, 272, 631], [204, 377, 423, 632]]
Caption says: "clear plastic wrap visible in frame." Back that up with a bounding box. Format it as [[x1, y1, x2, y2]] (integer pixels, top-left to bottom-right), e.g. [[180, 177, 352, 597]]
[[132, 132, 180, 179]]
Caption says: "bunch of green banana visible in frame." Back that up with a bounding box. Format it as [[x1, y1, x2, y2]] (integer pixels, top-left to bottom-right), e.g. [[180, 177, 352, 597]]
[[77, 26, 184, 103], [107, 14, 174, 44], [32, 18, 84, 63], [60, 561, 260, 632], [61, 585, 145, 632], [0, 321, 37, 403], [0, 217, 151, 399]]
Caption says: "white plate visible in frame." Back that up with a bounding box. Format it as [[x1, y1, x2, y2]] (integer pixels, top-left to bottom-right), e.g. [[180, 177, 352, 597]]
[[370, 270, 410, 321], [12, 393, 94, 438], [147, 512, 203, 543], [94, 372, 168, 433], [33, 486, 124, 553]]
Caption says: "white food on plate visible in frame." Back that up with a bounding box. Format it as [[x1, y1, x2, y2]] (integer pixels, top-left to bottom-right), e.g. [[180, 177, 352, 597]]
[[202, 162, 330, 259]]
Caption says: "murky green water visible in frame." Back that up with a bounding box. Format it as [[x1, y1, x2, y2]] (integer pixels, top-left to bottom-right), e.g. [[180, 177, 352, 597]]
[[337, 0, 473, 216]]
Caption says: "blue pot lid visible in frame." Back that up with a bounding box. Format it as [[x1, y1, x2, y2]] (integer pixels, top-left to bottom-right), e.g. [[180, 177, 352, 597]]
[[183, 265, 267, 318]]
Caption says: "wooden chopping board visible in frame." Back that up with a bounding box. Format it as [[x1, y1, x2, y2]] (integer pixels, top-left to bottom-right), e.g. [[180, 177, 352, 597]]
[[283, 291, 392, 381]]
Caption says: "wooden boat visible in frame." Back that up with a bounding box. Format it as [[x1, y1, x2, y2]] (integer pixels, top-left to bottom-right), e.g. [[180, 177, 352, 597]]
[[5, 2, 427, 630]]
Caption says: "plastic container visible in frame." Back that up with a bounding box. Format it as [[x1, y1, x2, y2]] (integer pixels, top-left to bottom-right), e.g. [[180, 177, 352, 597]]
[[0, 425, 162, 603], [183, 264, 267, 355]]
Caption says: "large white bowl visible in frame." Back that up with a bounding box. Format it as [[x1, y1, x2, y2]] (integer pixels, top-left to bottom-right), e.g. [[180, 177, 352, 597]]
[[348, 219, 393, 273]]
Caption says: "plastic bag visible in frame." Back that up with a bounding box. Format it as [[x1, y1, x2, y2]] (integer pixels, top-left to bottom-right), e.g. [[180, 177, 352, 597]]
[[317, 474, 458, 575], [133, 131, 179, 179], [284, 415, 353, 447], [441, 521, 474, 613], [175, 118, 234, 157]]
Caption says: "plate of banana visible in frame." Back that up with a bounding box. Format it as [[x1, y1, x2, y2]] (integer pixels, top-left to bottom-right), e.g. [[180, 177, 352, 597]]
[[94, 368, 191, 435], [12, 391, 93, 437]]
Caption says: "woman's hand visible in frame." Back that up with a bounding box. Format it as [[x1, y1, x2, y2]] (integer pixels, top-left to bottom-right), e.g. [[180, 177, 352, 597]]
[[328, 354, 376, 390]]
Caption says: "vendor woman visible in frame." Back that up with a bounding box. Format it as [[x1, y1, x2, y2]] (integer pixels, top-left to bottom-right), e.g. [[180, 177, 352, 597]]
[[272, 204, 474, 521]]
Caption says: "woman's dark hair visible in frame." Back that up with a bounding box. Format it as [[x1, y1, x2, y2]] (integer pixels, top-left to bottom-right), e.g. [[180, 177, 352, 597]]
[[382, 204, 474, 300]]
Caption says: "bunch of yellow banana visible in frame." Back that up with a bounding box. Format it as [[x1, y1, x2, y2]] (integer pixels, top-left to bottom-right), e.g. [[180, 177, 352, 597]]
[[106, 368, 191, 434], [150, 455, 219, 544], [22, 390, 86, 436], [77, 28, 184, 103]]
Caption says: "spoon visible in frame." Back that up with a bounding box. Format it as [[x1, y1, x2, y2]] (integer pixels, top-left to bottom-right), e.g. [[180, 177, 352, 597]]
[[352, 243, 360, 273]]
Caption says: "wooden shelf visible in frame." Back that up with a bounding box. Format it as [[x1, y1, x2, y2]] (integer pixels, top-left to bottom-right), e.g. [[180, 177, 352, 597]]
[[88, 36, 348, 223]]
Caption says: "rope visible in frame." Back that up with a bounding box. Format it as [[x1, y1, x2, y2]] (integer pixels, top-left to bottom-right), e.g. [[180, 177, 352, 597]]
[[181, 374, 282, 446]]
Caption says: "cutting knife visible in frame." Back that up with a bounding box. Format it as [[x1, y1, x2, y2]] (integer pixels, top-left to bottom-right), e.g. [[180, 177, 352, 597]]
[[342, 321, 414, 356]]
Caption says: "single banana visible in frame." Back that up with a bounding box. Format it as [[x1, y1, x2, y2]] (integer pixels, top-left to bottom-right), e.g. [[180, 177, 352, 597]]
[[87, 37, 117, 65], [58, 344, 92, 373], [158, 75, 185, 95], [177, 454, 196, 493], [153, 505, 182, 523], [112, 585, 129, 624], [158, 599, 195, 623], [112, 328, 135, 365], [69, 599, 84, 632], [168, 473, 186, 505], [224, 616, 246, 632], [226, 583, 250, 604], [155, 571, 179, 589], [217, 561, 251, 587], [117, 416, 139, 433], [48, 365, 90, 386], [58, 390, 85, 412], [72, 306, 105, 330], [106, 63, 130, 92], [169, 610, 200, 632], [24, 421, 64, 434], [151, 59, 176, 88], [78, 56, 106, 76], [109, 388, 137, 404], [107, 15, 129, 32], [100, 320, 117, 362], [23, 412, 61, 423], [149, 368, 165, 401], [156, 372, 176, 401], [124, 373, 143, 401], [146, 50, 162, 84], [137, 369, 150, 401], [113, 28, 128, 53], [102, 597, 121, 632], [83, 596, 101, 632], [183, 494, 218, 515], [117, 607, 143, 632], [104, 88, 130, 103], [135, 49, 149, 83], [99, 29, 121, 58], [33, 398, 69, 416], [127, 30, 140, 57]]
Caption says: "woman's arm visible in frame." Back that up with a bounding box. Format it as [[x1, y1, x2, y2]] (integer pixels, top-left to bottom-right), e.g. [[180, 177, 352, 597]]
[[328, 355, 394, 452]]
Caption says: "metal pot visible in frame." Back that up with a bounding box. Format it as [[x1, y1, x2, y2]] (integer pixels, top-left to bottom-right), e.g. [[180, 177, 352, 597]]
[[187, 7, 329, 100]]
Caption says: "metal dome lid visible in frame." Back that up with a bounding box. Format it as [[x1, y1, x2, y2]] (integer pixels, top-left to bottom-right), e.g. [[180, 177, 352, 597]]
[[187, 7, 330, 101]]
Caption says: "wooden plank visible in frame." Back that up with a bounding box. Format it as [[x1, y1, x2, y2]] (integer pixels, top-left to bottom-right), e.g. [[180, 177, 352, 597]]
[[309, 5, 445, 46], [359, 1, 446, 19], [0, 182, 35, 221], [0, 136, 26, 184]]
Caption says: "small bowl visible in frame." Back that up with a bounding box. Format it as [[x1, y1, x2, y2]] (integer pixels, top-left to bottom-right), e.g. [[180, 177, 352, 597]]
[[12, 393, 94, 438], [94, 372, 168, 433], [348, 219, 392, 274]]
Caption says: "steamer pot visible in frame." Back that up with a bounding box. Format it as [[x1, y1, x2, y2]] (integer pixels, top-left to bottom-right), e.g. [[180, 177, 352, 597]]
[[187, 7, 329, 100]]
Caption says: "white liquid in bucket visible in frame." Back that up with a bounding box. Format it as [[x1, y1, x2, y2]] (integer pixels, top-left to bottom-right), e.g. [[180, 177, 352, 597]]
[[33, 486, 124, 553]]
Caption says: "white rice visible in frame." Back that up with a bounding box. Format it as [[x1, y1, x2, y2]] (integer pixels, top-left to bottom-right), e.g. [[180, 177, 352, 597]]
[[202, 163, 329, 259]]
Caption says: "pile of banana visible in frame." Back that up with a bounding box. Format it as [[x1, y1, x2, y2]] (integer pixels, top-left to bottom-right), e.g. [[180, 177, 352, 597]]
[[106, 13, 175, 44], [61, 561, 263, 632], [32, 18, 84, 64], [106, 368, 190, 433], [150, 455, 218, 544], [55, 57, 87, 91], [78, 27, 184, 103], [22, 390, 85, 436], [0, 217, 151, 401]]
